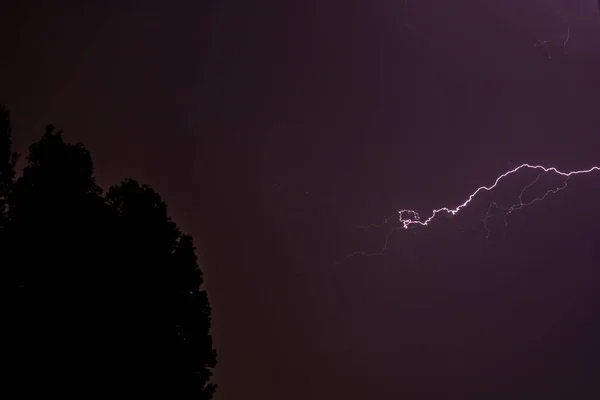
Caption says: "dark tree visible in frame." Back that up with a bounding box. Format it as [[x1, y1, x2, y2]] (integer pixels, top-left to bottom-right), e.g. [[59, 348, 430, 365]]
[[9, 125, 107, 288], [8, 125, 115, 395], [170, 234, 218, 398], [0, 104, 18, 224], [4, 114, 217, 398], [2, 105, 21, 395], [106, 179, 218, 397]]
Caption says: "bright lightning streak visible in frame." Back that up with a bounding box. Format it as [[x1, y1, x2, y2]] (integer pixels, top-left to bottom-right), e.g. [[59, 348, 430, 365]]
[[398, 164, 599, 230], [337, 163, 599, 264]]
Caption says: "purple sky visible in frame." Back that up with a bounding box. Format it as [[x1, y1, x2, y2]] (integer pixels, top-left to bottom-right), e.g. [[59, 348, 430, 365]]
[[2, 1, 600, 398]]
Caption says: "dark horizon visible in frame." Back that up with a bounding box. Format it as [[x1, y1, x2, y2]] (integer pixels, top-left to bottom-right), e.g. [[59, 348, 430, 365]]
[[3, 1, 600, 399]]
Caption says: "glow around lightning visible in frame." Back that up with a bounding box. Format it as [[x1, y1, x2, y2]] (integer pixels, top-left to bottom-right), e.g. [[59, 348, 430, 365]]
[[398, 164, 600, 229]]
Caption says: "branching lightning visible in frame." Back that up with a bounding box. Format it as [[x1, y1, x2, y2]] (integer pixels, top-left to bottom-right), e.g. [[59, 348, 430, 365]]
[[397, 163, 598, 229], [534, 23, 571, 59], [338, 164, 599, 264], [482, 169, 570, 239], [335, 11, 593, 265], [336, 227, 403, 263], [562, 23, 571, 51]]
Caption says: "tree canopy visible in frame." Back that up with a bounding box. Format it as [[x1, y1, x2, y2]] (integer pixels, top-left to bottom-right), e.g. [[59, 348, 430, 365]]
[[2, 107, 217, 398], [0, 104, 18, 222]]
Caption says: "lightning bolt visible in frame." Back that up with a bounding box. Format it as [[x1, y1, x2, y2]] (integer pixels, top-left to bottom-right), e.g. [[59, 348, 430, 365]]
[[337, 164, 598, 264], [398, 164, 599, 229], [482, 169, 569, 239], [562, 23, 571, 52], [334, 164, 600, 264], [335, 227, 403, 264], [534, 24, 571, 59]]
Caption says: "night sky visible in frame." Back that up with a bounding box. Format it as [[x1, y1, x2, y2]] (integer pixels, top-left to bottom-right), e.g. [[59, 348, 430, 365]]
[[2, 1, 600, 399]]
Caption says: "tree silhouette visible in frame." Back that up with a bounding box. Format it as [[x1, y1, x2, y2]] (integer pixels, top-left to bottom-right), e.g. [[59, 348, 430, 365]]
[[169, 234, 218, 398], [105, 179, 218, 397], [3, 109, 217, 398], [0, 104, 18, 225]]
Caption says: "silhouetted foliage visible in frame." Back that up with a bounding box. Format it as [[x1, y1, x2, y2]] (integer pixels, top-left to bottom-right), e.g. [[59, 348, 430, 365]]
[[0, 104, 18, 224], [3, 108, 217, 398]]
